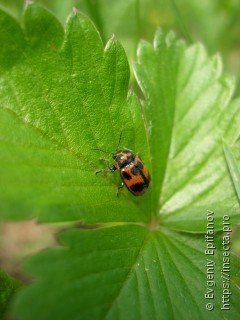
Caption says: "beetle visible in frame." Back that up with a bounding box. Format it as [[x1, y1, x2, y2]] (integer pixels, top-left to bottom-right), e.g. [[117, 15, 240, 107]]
[[92, 131, 150, 196]]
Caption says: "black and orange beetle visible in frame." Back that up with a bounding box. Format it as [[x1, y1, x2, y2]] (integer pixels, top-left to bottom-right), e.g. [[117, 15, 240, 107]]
[[92, 131, 150, 196]]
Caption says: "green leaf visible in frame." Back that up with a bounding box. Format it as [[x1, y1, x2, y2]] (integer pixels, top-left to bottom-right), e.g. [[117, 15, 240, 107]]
[[1, 3, 240, 230], [0, 3, 151, 223], [1, 4, 240, 320], [223, 142, 240, 203], [134, 30, 240, 232], [0, 5, 25, 71], [0, 269, 21, 317], [13, 225, 240, 320]]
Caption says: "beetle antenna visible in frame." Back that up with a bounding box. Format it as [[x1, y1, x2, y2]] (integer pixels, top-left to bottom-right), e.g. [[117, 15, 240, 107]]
[[91, 148, 113, 155], [116, 129, 123, 151]]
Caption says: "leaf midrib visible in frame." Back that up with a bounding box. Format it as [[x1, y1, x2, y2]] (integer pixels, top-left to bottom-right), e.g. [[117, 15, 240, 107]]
[[103, 229, 152, 320]]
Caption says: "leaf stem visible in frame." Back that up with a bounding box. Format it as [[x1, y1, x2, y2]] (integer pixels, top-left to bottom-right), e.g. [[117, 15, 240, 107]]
[[168, 0, 193, 43], [134, 0, 141, 58]]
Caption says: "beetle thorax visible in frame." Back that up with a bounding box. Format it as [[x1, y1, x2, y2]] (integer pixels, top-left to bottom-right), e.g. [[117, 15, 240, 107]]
[[113, 151, 135, 169]]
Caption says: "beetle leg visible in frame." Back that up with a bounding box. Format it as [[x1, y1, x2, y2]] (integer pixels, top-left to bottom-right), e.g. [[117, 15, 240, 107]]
[[95, 159, 116, 174], [116, 181, 124, 197], [99, 158, 113, 170], [96, 169, 112, 174]]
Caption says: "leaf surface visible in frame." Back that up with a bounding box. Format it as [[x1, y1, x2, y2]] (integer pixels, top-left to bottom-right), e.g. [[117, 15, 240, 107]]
[[13, 225, 240, 320], [0, 3, 151, 222], [1, 5, 239, 230], [224, 142, 240, 203], [134, 31, 240, 231], [0, 4, 239, 320], [0, 269, 21, 317]]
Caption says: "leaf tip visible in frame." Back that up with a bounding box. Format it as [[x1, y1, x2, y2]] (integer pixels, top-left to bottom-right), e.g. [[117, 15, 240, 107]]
[[166, 30, 176, 45], [104, 33, 127, 58], [72, 7, 78, 15], [105, 34, 117, 48], [221, 73, 236, 93], [153, 28, 163, 48], [24, 0, 34, 11], [25, 0, 33, 6], [136, 39, 152, 58]]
